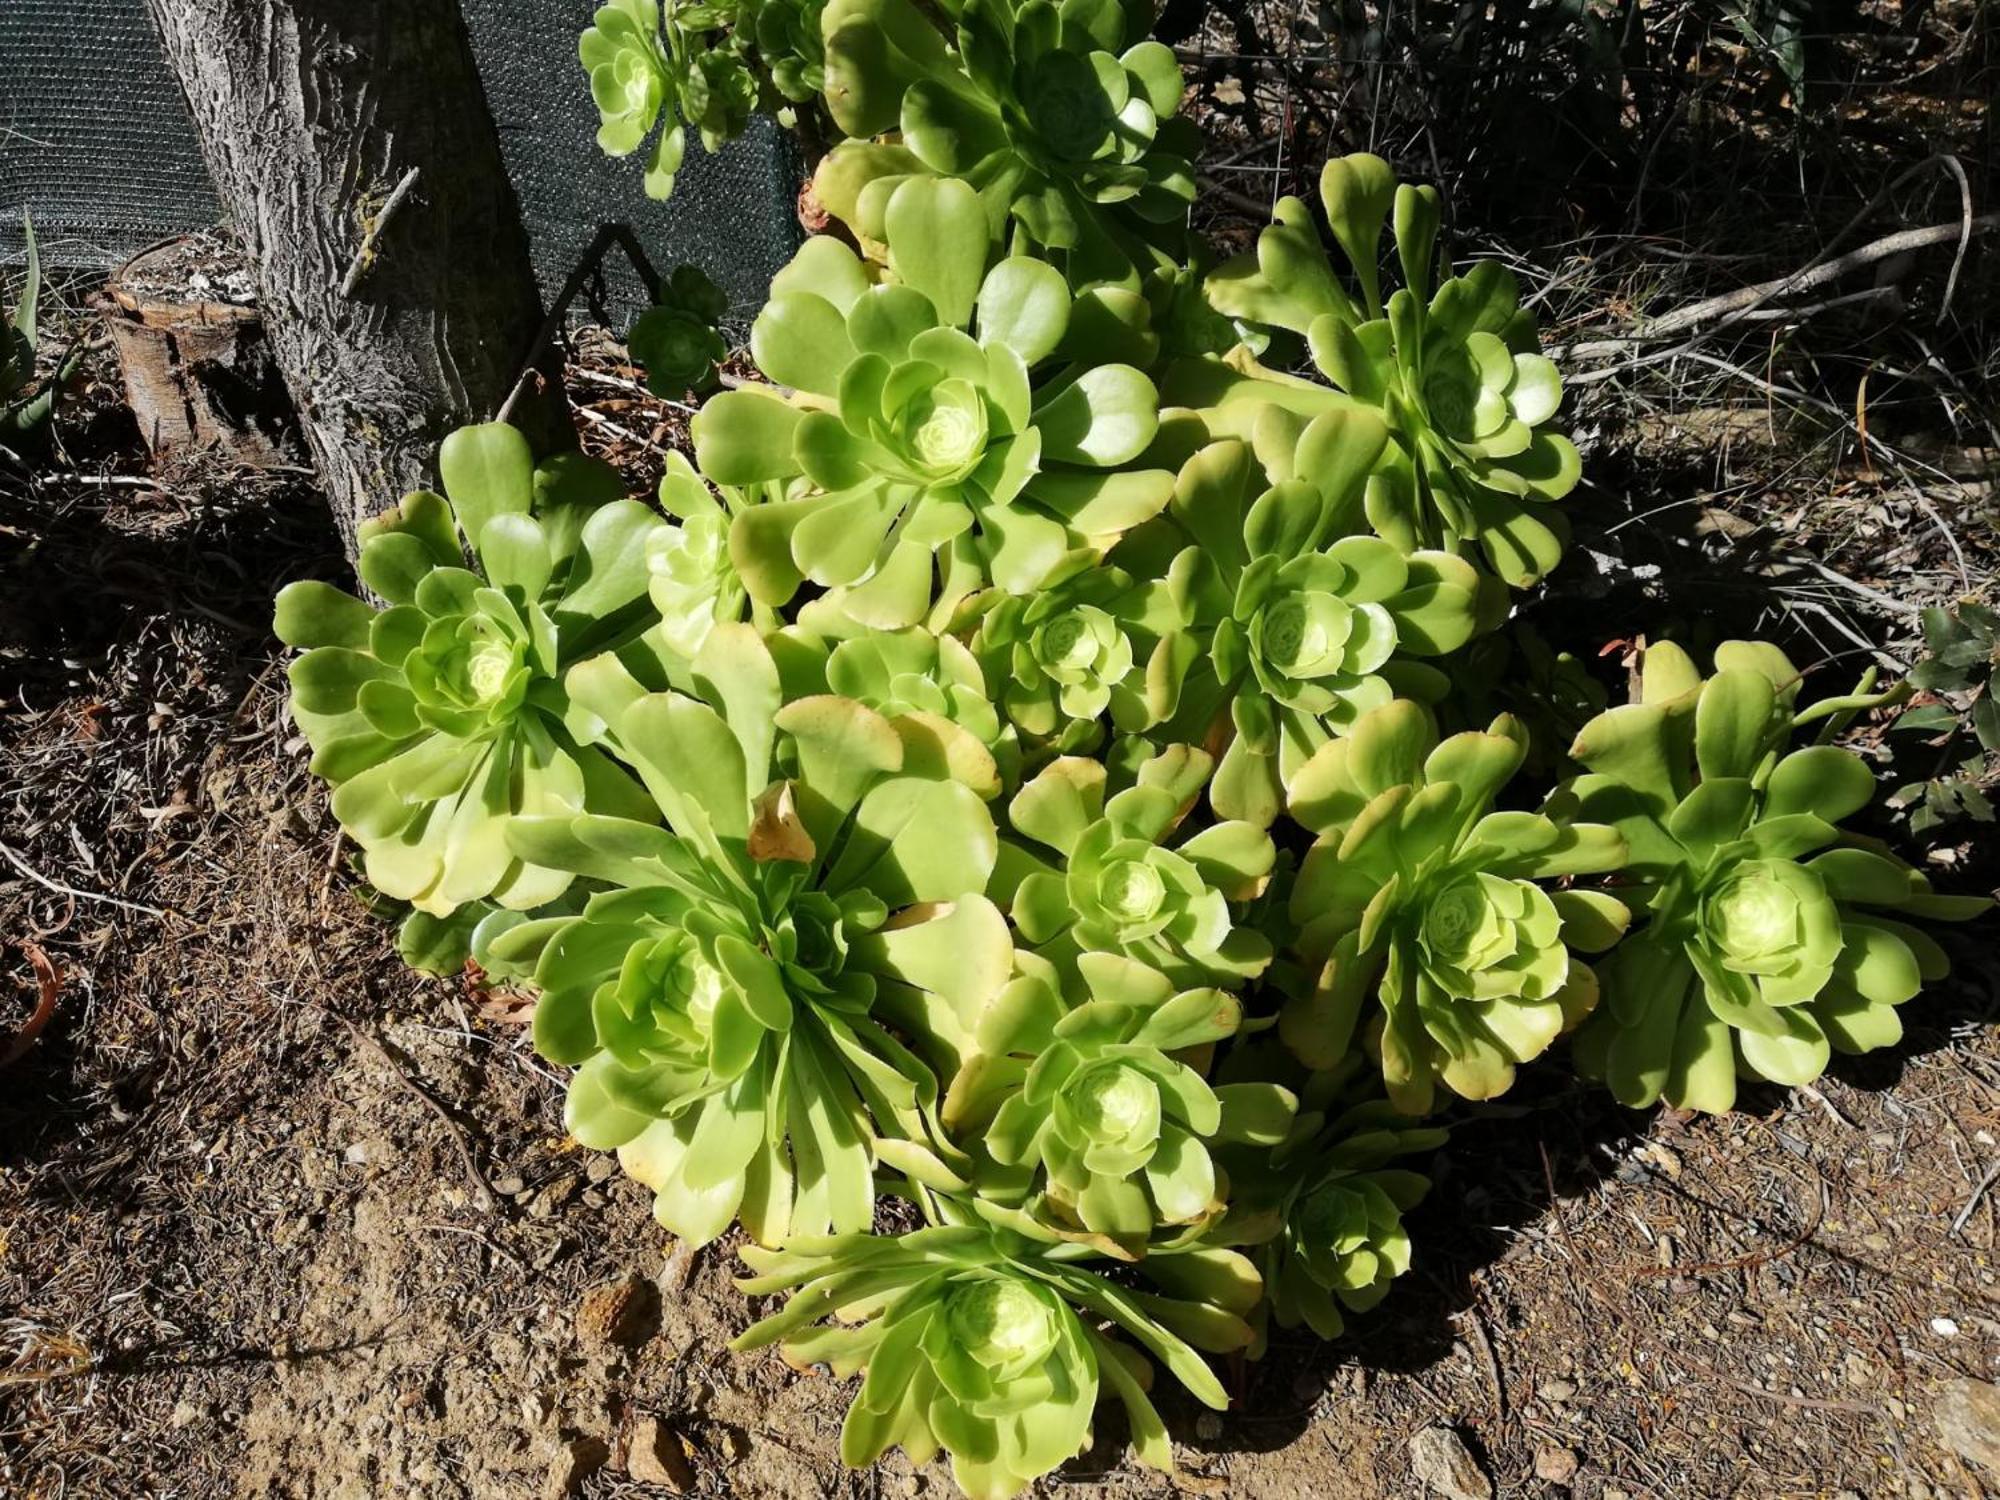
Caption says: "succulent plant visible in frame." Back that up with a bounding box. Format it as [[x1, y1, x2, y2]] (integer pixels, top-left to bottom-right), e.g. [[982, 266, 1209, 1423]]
[[643, 451, 757, 660], [824, 627, 1013, 774], [732, 1219, 1255, 1498], [941, 950, 1295, 1255], [1176, 154, 1580, 589], [581, 0, 687, 199], [970, 558, 1154, 751], [740, 0, 829, 105], [1135, 433, 1486, 826], [692, 178, 1173, 631], [628, 263, 730, 399], [487, 624, 1017, 1243], [1, 214, 77, 449], [810, 0, 1198, 285], [273, 424, 666, 935], [583, 0, 779, 201], [1567, 640, 1989, 1112], [282, 67, 2000, 1494], [1280, 699, 1628, 1112], [1215, 1062, 1446, 1350], [1005, 747, 1275, 985]]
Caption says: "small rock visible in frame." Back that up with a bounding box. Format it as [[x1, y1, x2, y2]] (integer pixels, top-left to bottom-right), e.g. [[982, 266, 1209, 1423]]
[[1931, 1316, 1960, 1337], [492, 1172, 527, 1196], [1832, 1490, 1864, 1500], [543, 1436, 609, 1500], [1194, 1411, 1223, 1440], [1539, 1378, 1576, 1404], [576, 1272, 659, 1349], [627, 1415, 696, 1491], [1532, 1445, 1578, 1484], [716, 1426, 752, 1464], [1604, 1490, 1631, 1500], [342, 1142, 370, 1165], [1935, 1378, 2000, 1472], [529, 1176, 580, 1219], [1409, 1424, 1491, 1500], [169, 1400, 202, 1430], [586, 1155, 618, 1184], [1845, 1351, 1874, 1389]]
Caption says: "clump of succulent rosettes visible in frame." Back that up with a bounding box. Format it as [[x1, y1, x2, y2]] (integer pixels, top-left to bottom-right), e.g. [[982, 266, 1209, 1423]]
[[297, 44, 1992, 1491]]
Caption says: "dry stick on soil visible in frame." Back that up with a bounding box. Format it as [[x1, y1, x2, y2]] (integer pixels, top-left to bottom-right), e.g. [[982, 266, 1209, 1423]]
[[1197, 171, 1282, 219], [1460, 1305, 1506, 1428], [313, 1002, 498, 1214], [1635, 215, 1995, 341], [1951, 1159, 2000, 1237], [1561, 153, 1993, 369], [0, 840, 174, 920], [575, 402, 673, 456]]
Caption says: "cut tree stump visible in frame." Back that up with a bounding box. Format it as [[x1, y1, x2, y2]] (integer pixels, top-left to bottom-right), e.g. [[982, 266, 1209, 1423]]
[[102, 234, 298, 466]]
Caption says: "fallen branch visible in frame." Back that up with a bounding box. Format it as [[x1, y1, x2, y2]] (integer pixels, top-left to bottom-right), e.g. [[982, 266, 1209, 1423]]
[[1559, 153, 1991, 368], [1632, 213, 1999, 342], [0, 841, 173, 920]]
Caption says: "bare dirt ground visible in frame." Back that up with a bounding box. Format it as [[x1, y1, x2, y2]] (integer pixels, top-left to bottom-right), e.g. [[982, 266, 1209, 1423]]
[[5, 3, 2000, 1495]]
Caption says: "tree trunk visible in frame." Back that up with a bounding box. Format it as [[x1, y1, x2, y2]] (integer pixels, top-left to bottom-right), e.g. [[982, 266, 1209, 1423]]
[[141, 0, 568, 558]]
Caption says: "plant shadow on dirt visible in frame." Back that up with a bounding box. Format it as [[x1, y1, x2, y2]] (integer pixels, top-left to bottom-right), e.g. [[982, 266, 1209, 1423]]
[[0, 398, 351, 1177]]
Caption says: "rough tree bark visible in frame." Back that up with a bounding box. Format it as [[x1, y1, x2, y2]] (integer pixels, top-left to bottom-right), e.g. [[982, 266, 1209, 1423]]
[[142, 0, 568, 558]]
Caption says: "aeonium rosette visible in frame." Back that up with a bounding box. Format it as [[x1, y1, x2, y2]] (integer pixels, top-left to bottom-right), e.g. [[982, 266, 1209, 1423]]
[[824, 627, 1010, 765], [1566, 639, 1991, 1112], [643, 451, 757, 660], [1003, 745, 1276, 985], [691, 177, 1173, 633], [1279, 699, 1629, 1113], [731, 1216, 1258, 1499], [811, 0, 1197, 286], [942, 950, 1296, 1256], [1172, 153, 1579, 591], [477, 623, 1020, 1245], [580, 0, 684, 198], [1129, 432, 1484, 826], [627, 263, 729, 400], [274, 424, 665, 941], [971, 556, 1155, 752], [1212, 1056, 1446, 1351]]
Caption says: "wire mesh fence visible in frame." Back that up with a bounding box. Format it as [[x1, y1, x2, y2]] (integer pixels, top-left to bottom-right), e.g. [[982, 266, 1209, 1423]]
[[0, 0, 804, 321]]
